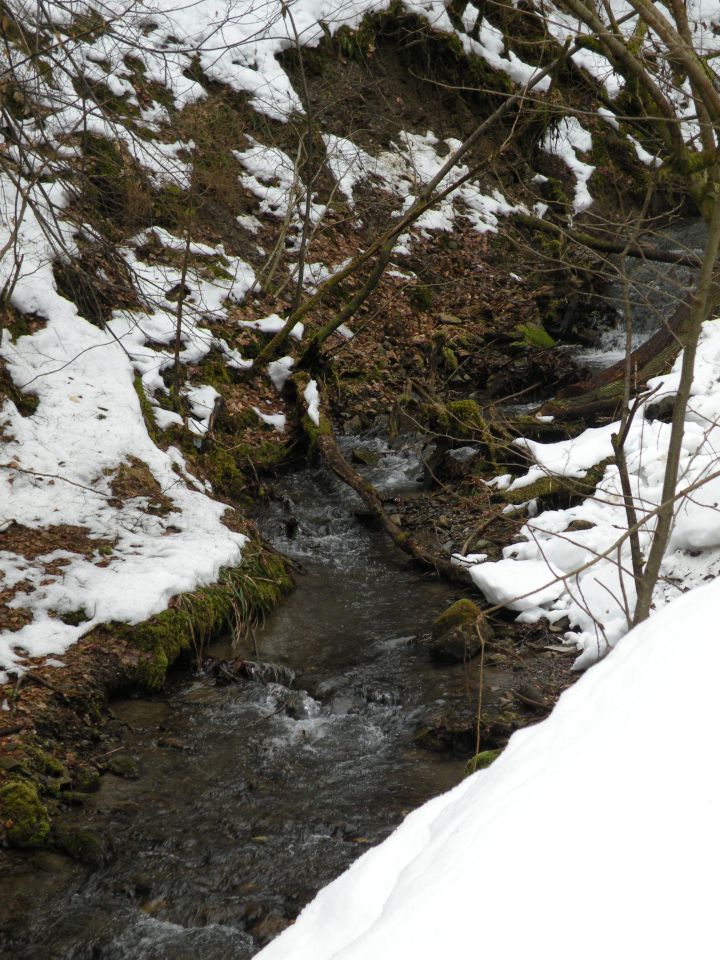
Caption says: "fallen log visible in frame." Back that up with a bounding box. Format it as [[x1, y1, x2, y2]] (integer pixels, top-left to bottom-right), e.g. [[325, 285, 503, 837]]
[[516, 213, 704, 269], [538, 283, 720, 424], [295, 375, 471, 585]]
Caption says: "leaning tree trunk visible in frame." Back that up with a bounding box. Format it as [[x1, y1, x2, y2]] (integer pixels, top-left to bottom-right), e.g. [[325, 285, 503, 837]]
[[536, 282, 720, 425]]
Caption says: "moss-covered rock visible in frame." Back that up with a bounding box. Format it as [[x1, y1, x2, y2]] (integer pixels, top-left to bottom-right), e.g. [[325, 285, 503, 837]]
[[512, 323, 556, 349], [350, 446, 380, 466], [25, 745, 65, 779], [464, 749, 501, 775], [72, 765, 101, 793], [430, 598, 494, 663], [106, 754, 140, 779], [0, 780, 51, 848], [53, 825, 106, 867]]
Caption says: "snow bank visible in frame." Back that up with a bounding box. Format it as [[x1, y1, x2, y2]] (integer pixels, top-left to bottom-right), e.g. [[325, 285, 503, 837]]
[[0, 173, 247, 682], [542, 117, 595, 214], [257, 577, 720, 960], [461, 318, 720, 668]]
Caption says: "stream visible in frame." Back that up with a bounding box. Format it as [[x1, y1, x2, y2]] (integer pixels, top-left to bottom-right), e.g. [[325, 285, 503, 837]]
[[1, 218, 708, 959], [576, 218, 706, 367], [0, 439, 478, 959]]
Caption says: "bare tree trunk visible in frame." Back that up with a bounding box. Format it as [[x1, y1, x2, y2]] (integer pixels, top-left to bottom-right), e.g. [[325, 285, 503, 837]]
[[633, 191, 720, 625]]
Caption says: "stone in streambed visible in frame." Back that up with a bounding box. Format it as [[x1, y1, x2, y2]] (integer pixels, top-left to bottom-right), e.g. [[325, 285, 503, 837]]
[[0, 780, 51, 848], [351, 446, 380, 466], [53, 825, 106, 867], [429, 598, 494, 663], [106, 753, 140, 779]]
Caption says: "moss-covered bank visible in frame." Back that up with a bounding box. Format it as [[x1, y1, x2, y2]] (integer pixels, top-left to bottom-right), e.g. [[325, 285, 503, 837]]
[[0, 534, 293, 850]]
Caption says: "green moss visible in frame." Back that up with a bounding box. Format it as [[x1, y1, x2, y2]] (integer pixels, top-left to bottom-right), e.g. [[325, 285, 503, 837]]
[[440, 399, 483, 438], [441, 346, 459, 371], [206, 260, 234, 281], [53, 826, 105, 866], [499, 457, 613, 508], [106, 754, 140, 779], [25, 746, 64, 779], [426, 398, 499, 466], [464, 749, 501, 775], [512, 323, 556, 349], [133, 374, 159, 444], [73, 765, 101, 793], [0, 780, 51, 848], [198, 353, 233, 388], [410, 283, 434, 311], [432, 598, 481, 636], [204, 444, 246, 499], [303, 411, 333, 448], [126, 539, 292, 689], [203, 434, 289, 498], [446, 399, 481, 421]]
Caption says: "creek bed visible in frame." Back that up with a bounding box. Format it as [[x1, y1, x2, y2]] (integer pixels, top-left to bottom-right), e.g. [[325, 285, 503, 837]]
[[0, 440, 483, 959]]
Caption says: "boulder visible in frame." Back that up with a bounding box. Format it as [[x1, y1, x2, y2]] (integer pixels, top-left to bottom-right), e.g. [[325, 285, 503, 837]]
[[429, 598, 494, 663]]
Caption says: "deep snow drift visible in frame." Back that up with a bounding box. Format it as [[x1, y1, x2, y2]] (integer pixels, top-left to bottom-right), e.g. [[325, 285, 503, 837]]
[[257, 576, 720, 960]]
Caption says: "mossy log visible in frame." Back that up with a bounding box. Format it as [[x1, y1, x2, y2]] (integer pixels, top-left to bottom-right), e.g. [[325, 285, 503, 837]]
[[497, 457, 613, 508], [539, 284, 720, 426]]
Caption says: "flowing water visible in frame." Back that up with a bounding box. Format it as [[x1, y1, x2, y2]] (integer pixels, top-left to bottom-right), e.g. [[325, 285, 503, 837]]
[[575, 218, 707, 369], [0, 439, 478, 959], [6, 216, 704, 956]]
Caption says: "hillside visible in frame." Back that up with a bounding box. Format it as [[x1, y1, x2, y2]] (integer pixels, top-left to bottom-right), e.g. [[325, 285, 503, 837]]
[[1, 0, 719, 938]]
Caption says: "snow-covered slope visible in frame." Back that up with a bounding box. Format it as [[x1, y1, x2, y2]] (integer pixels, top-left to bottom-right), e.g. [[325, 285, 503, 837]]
[[0, 0, 542, 680], [257, 575, 720, 960], [0, 175, 248, 682], [461, 319, 720, 669], [2, 0, 720, 696]]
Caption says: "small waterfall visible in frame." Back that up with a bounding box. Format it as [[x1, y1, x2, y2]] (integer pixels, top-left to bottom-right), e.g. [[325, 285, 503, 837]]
[[576, 218, 706, 369]]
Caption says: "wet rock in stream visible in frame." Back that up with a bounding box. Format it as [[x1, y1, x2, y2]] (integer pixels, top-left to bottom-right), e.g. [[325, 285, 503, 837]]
[[429, 598, 494, 663]]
